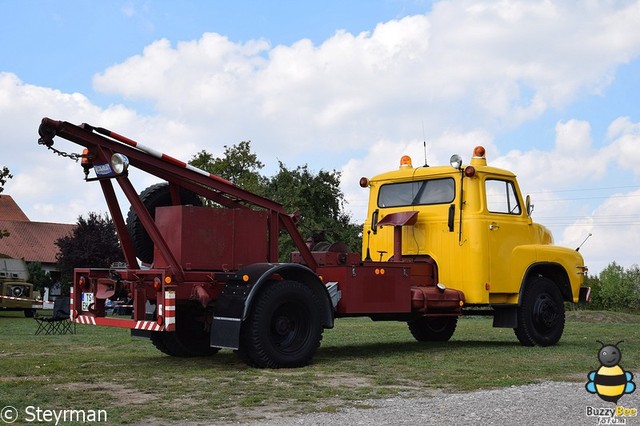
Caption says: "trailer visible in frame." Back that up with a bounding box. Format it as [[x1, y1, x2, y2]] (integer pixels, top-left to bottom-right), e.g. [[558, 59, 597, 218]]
[[37, 118, 590, 368]]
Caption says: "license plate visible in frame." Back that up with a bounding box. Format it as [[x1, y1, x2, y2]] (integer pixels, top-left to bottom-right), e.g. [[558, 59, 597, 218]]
[[81, 292, 94, 311]]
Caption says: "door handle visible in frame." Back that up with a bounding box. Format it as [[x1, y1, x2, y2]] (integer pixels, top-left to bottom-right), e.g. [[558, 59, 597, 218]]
[[489, 222, 500, 231]]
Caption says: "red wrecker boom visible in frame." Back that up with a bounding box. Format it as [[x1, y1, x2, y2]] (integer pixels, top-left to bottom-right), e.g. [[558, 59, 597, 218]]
[[38, 117, 463, 368]]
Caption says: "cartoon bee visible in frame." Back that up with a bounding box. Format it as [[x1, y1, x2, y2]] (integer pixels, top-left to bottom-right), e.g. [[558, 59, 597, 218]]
[[585, 340, 636, 403]]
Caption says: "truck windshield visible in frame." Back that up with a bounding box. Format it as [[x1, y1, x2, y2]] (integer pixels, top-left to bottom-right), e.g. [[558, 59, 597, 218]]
[[378, 178, 455, 208]]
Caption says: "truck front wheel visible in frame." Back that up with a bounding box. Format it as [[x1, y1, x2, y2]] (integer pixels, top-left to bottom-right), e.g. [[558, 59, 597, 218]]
[[514, 277, 565, 346], [408, 316, 458, 342], [238, 280, 324, 368]]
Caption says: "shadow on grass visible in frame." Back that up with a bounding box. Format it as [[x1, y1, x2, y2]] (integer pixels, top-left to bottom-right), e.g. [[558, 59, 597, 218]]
[[316, 339, 519, 360], [132, 339, 529, 370]]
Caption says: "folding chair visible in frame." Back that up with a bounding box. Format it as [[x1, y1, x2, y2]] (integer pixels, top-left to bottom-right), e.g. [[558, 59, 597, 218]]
[[34, 297, 75, 335]]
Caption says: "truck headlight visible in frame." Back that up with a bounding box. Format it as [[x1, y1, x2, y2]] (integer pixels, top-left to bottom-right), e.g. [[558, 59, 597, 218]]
[[111, 153, 129, 175], [10, 286, 25, 297], [450, 154, 463, 170]]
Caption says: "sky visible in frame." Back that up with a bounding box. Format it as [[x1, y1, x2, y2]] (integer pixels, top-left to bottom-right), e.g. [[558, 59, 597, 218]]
[[1, 0, 640, 275]]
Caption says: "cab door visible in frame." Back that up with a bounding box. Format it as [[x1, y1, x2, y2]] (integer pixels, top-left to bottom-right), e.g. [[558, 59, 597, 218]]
[[484, 178, 531, 294]]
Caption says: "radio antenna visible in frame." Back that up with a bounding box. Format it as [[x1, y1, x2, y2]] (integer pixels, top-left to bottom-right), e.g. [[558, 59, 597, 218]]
[[576, 233, 592, 252], [422, 122, 429, 167]]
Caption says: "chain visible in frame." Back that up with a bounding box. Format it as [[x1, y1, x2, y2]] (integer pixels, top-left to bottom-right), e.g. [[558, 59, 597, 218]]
[[38, 138, 83, 162]]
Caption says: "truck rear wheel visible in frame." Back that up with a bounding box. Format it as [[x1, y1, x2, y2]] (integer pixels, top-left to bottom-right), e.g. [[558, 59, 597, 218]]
[[514, 277, 565, 346], [126, 183, 202, 264], [238, 280, 323, 368], [408, 316, 458, 342], [150, 304, 219, 357]]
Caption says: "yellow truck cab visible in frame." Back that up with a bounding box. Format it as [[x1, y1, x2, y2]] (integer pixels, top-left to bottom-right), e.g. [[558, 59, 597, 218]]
[[361, 146, 589, 346]]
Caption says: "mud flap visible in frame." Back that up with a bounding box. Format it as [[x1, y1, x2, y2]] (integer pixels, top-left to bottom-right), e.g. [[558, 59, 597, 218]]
[[493, 306, 517, 328], [210, 280, 250, 349], [210, 317, 242, 349]]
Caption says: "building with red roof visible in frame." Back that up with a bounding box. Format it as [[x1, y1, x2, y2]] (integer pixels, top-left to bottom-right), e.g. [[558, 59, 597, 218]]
[[0, 195, 75, 276]]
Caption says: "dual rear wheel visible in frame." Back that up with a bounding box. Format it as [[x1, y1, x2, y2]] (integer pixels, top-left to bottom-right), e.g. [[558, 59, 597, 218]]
[[151, 281, 325, 368], [237, 280, 324, 368], [129, 184, 325, 367]]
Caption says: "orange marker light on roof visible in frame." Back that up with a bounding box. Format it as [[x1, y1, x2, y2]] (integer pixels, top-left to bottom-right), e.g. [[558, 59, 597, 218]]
[[473, 146, 486, 158], [400, 155, 413, 168]]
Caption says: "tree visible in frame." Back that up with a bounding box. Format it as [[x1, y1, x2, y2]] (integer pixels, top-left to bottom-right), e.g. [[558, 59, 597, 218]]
[[188, 142, 362, 261], [0, 166, 12, 239], [190, 141, 267, 195], [0, 166, 10, 192], [55, 212, 123, 293], [265, 162, 361, 260], [589, 262, 640, 312], [27, 262, 53, 293]]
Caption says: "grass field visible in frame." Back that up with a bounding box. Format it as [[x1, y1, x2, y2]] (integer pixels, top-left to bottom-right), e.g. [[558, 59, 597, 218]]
[[1, 310, 639, 424]]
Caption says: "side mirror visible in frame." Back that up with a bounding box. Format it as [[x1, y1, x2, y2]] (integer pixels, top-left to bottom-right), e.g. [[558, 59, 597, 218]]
[[371, 209, 379, 234], [526, 195, 534, 216]]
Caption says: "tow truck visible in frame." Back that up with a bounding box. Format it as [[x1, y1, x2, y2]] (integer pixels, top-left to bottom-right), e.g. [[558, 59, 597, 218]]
[[37, 118, 590, 368]]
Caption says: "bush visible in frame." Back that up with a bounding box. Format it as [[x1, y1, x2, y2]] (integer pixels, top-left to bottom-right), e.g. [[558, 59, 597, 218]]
[[588, 262, 640, 312]]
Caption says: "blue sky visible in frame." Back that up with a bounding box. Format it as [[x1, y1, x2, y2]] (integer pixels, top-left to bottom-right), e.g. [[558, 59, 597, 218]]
[[3, 1, 431, 97], [2, 0, 640, 275]]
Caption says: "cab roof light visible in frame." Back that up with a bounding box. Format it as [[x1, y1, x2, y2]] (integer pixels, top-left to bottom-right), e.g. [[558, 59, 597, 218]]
[[470, 146, 488, 166], [400, 155, 413, 168], [473, 146, 486, 158]]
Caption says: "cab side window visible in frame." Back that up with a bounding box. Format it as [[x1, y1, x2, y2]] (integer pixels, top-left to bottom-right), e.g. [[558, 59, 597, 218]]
[[485, 179, 521, 214]]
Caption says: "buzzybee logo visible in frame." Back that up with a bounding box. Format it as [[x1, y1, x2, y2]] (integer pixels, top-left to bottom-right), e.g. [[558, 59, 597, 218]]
[[585, 340, 636, 403]]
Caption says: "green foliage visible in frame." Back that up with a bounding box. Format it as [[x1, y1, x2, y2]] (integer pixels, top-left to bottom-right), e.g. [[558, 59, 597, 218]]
[[55, 212, 123, 293], [189, 143, 362, 260], [0, 165, 11, 193], [265, 162, 361, 258], [190, 141, 267, 195], [26, 262, 53, 292], [0, 165, 12, 239], [587, 262, 640, 312]]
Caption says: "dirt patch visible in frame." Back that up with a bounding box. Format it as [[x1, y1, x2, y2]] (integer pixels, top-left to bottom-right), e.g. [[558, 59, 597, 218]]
[[319, 373, 374, 389], [0, 351, 24, 357], [58, 381, 158, 405]]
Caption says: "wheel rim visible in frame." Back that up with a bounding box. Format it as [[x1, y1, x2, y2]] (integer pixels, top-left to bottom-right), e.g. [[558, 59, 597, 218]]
[[269, 301, 309, 354], [532, 293, 558, 331]]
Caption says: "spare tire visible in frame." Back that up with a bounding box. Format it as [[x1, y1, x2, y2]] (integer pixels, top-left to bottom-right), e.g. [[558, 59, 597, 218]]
[[126, 183, 202, 264]]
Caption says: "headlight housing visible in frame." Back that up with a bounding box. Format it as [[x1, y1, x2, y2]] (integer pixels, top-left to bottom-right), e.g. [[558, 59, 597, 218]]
[[110, 153, 129, 175]]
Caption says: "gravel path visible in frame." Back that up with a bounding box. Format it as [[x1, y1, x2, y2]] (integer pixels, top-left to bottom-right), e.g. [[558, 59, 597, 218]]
[[250, 382, 638, 426]]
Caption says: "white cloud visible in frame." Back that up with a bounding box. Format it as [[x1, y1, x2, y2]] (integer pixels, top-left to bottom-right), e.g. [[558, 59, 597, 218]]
[[91, 1, 640, 158]]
